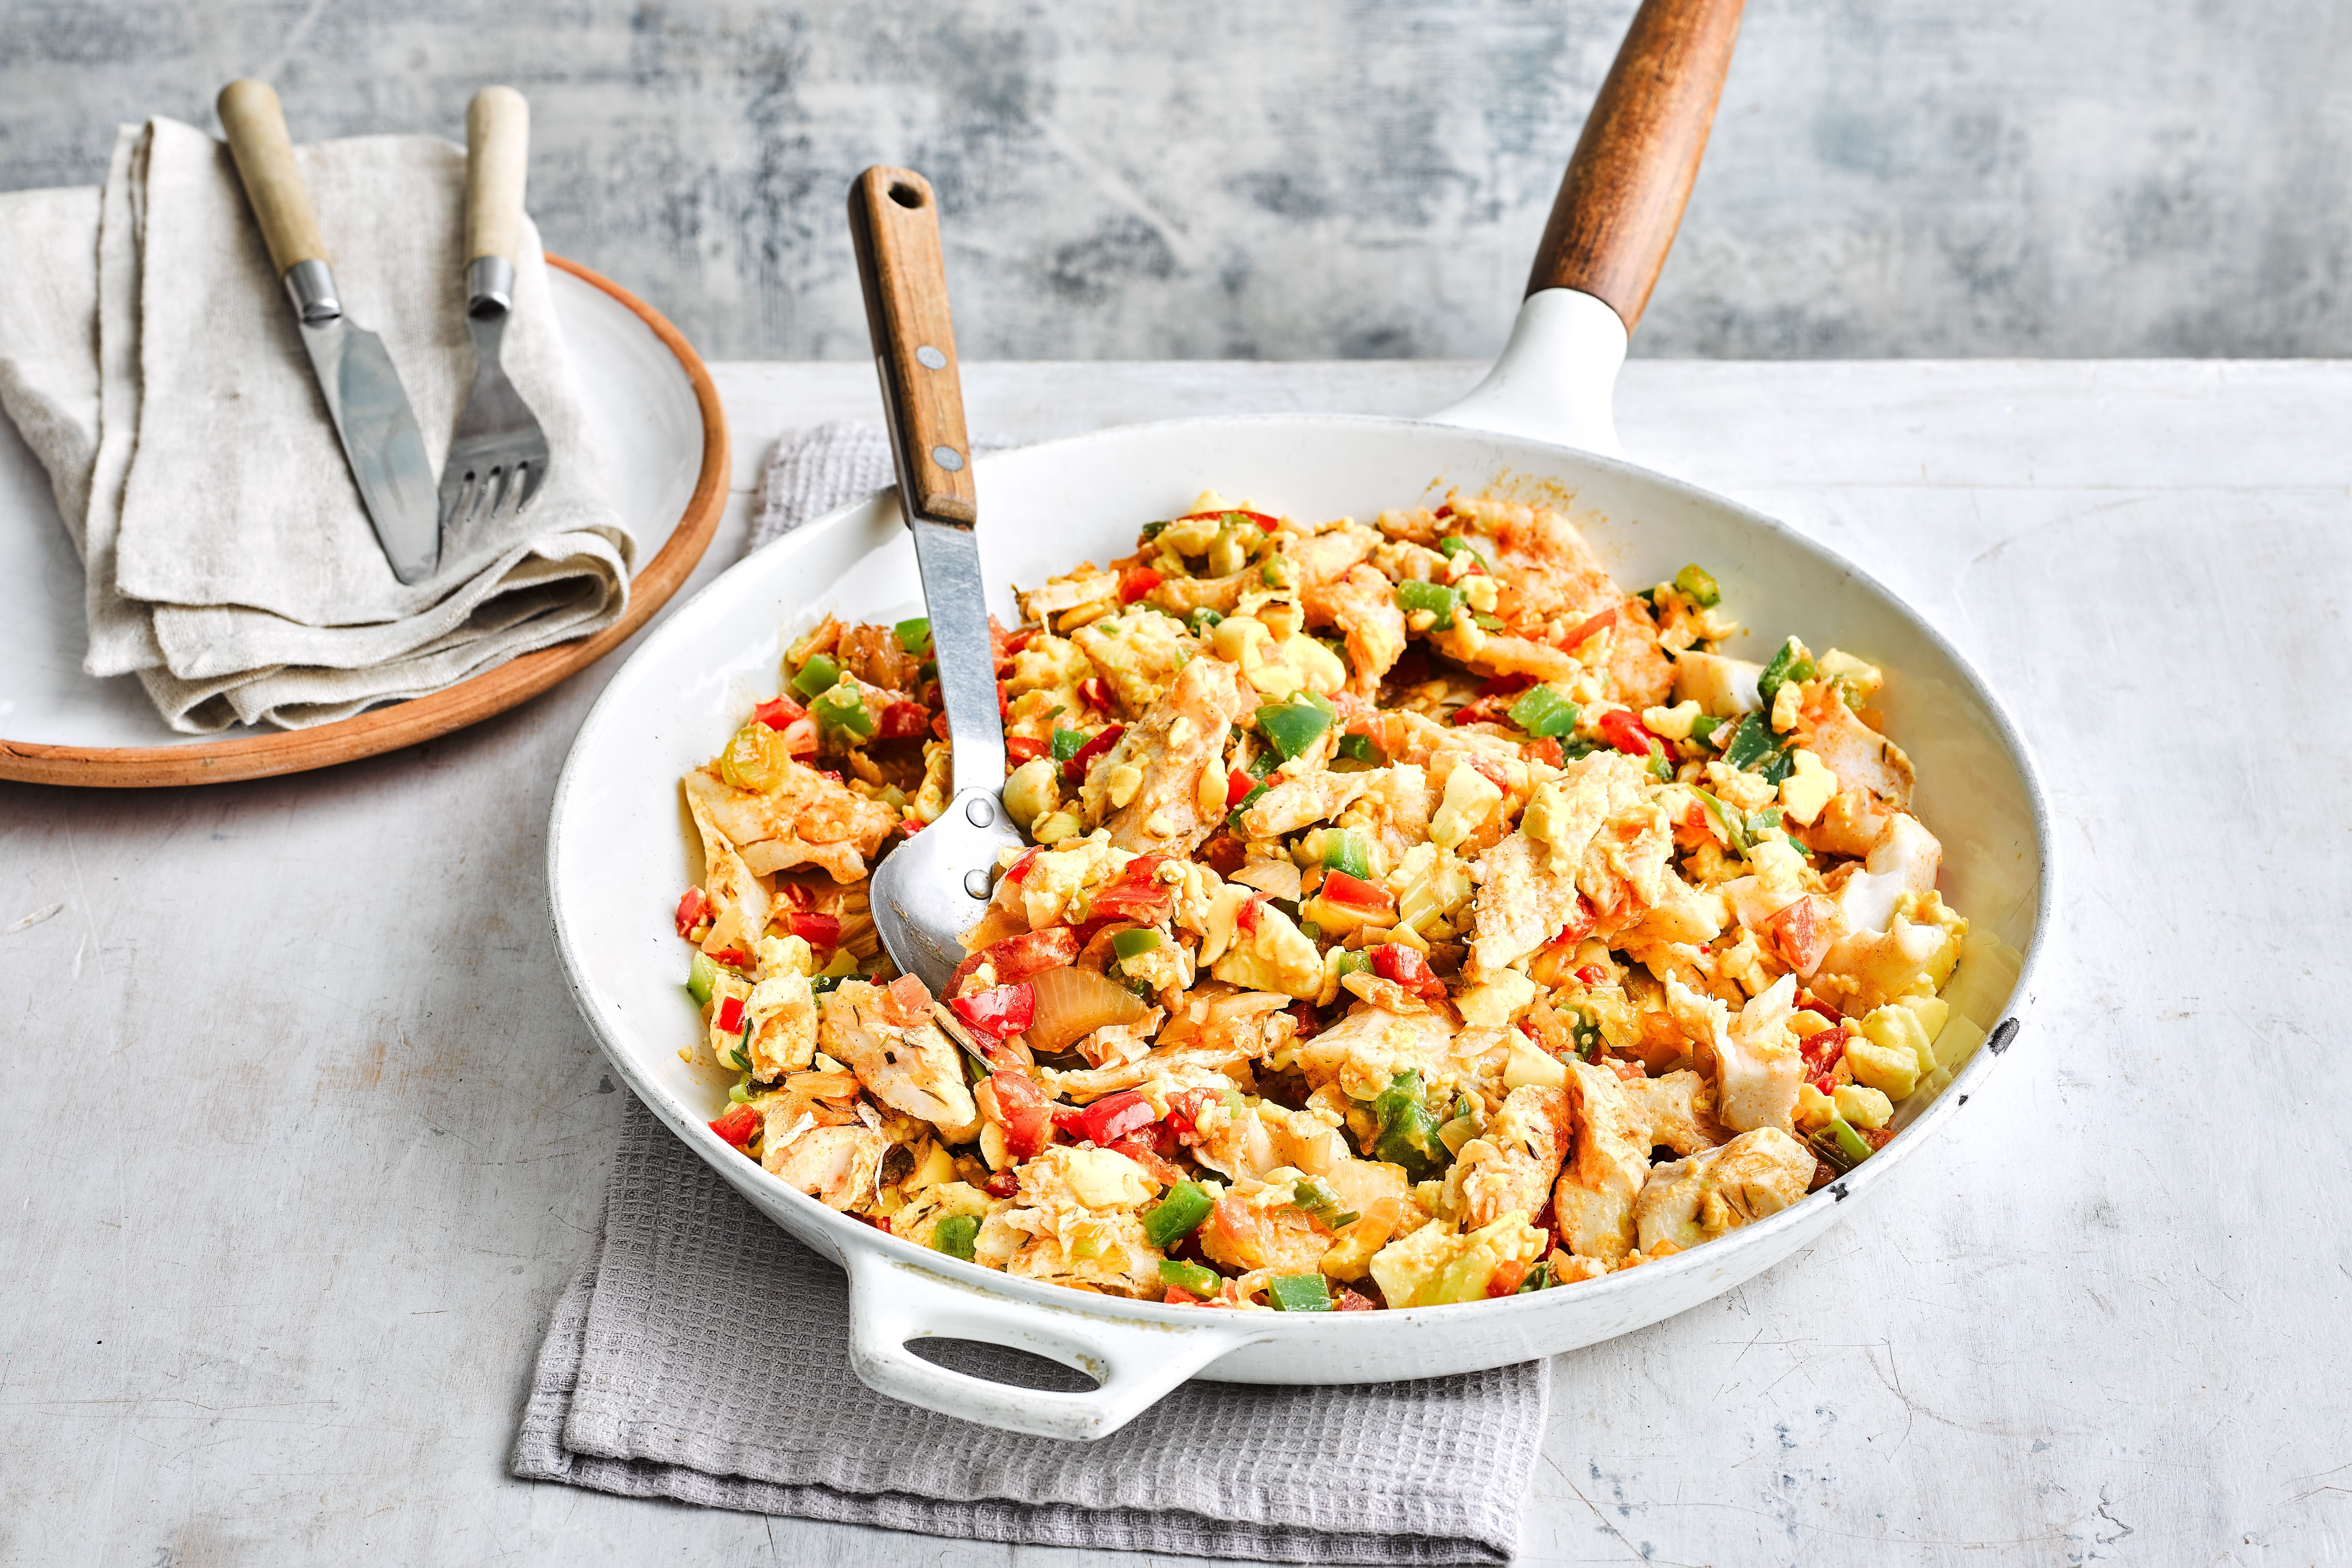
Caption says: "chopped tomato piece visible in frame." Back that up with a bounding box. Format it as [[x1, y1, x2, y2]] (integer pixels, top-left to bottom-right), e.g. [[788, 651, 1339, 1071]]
[[951, 924, 1082, 994], [1049, 1104, 1090, 1137], [1118, 566, 1162, 603], [1062, 724, 1126, 783], [674, 886, 711, 939], [751, 696, 806, 730], [1162, 1087, 1217, 1139], [1371, 943, 1446, 1001], [786, 911, 843, 949], [1079, 676, 1113, 712], [981, 1070, 1057, 1161], [707, 947, 751, 970], [1225, 768, 1255, 807], [1554, 895, 1597, 945], [951, 981, 1036, 1042], [713, 995, 745, 1034], [1002, 846, 1042, 884], [876, 700, 931, 740], [1284, 1001, 1323, 1039], [1234, 894, 1265, 934], [878, 974, 933, 1027], [1574, 963, 1608, 986], [1768, 895, 1833, 973], [1177, 507, 1280, 533], [931, 709, 953, 742], [1520, 736, 1563, 767], [1468, 756, 1512, 791], [1318, 870, 1393, 912], [1080, 1090, 1157, 1146], [709, 1103, 760, 1148], [1798, 994, 1842, 1024], [1089, 855, 1175, 921], [1595, 707, 1655, 757], [1105, 1133, 1186, 1186], [1005, 734, 1049, 764]]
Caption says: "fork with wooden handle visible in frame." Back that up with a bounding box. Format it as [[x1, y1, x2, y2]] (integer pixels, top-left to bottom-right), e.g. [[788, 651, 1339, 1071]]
[[438, 85, 551, 530]]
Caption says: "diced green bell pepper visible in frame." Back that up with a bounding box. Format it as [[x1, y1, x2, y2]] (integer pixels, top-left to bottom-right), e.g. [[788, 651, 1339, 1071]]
[[1267, 1273, 1334, 1312], [1688, 713, 1725, 745], [1051, 727, 1089, 763], [1321, 829, 1372, 880], [1394, 578, 1461, 629], [1756, 637, 1817, 703], [810, 682, 875, 738], [931, 1213, 980, 1260], [1143, 1180, 1216, 1248], [893, 616, 932, 655], [1159, 1257, 1222, 1299], [1721, 712, 1786, 772], [1673, 563, 1721, 608], [1112, 928, 1164, 962], [1188, 607, 1225, 634], [1256, 694, 1334, 761], [1330, 731, 1388, 772], [687, 950, 719, 1007], [1506, 685, 1580, 739], [1371, 1070, 1449, 1181], [1516, 1260, 1552, 1293], [1289, 1176, 1356, 1229], [1809, 1116, 1874, 1173], [790, 653, 841, 700]]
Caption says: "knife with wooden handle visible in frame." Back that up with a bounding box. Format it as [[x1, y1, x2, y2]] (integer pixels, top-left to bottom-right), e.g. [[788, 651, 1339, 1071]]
[[217, 79, 442, 585]]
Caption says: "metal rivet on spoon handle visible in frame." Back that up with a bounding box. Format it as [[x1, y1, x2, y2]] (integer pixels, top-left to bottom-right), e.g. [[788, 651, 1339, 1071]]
[[849, 165, 1023, 992]]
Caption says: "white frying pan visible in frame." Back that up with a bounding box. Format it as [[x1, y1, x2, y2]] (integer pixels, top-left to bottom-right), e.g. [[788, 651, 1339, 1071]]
[[547, 0, 2053, 1440]]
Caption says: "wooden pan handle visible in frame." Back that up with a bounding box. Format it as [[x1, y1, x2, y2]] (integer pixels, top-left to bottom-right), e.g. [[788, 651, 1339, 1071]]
[[847, 167, 978, 526], [1525, 0, 1745, 335], [465, 86, 530, 265], [216, 79, 327, 275]]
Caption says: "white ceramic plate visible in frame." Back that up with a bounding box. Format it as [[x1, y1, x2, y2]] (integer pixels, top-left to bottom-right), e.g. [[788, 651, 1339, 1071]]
[[0, 260, 721, 781], [547, 296, 2052, 1439]]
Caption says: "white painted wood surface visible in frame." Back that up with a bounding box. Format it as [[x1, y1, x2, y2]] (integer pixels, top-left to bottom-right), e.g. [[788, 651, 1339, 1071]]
[[2, 358, 2346, 1565]]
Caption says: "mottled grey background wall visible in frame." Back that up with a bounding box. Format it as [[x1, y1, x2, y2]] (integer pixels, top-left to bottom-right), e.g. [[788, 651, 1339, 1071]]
[[6, 1, 2348, 361]]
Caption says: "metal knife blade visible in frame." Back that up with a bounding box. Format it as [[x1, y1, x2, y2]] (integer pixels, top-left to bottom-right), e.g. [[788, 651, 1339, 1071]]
[[296, 312, 442, 585]]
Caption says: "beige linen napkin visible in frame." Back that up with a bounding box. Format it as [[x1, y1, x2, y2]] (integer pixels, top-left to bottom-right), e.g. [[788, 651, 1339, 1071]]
[[0, 117, 634, 732]]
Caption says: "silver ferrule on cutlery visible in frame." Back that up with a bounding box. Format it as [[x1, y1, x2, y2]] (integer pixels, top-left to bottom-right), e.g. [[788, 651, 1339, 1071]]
[[218, 79, 443, 586], [465, 254, 515, 317]]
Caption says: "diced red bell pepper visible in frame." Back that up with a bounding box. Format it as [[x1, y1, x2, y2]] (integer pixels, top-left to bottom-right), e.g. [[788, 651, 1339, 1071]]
[[1178, 507, 1281, 533], [876, 700, 931, 740], [951, 981, 1036, 1042], [1318, 870, 1394, 912], [786, 911, 843, 949], [1079, 1090, 1157, 1146], [1005, 734, 1049, 764], [951, 924, 1082, 994], [707, 947, 751, 970], [982, 1168, 1020, 1199], [1801, 1026, 1850, 1094], [752, 696, 806, 730], [1089, 855, 1174, 921], [674, 886, 711, 939], [1118, 566, 1162, 603], [1003, 847, 1042, 884], [1226, 768, 1256, 808], [1574, 963, 1608, 986], [1062, 724, 1126, 783], [709, 1103, 760, 1148], [1556, 603, 1619, 649], [1595, 707, 1655, 757], [1521, 736, 1564, 768], [714, 995, 745, 1034], [1165, 1287, 1205, 1306], [1079, 676, 1113, 712], [1162, 1087, 1217, 1140], [1371, 943, 1446, 1001]]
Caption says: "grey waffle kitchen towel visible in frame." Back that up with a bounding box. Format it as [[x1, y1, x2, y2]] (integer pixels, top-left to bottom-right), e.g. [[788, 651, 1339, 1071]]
[[749, 419, 1013, 555], [512, 1094, 1550, 1564]]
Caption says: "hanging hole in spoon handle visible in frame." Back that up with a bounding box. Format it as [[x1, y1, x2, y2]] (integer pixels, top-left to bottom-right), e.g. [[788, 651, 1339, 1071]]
[[849, 166, 1004, 796], [1525, 0, 1746, 336]]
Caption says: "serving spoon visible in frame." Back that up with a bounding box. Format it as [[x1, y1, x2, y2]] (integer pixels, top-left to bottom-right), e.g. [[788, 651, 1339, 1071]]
[[850, 167, 1025, 994]]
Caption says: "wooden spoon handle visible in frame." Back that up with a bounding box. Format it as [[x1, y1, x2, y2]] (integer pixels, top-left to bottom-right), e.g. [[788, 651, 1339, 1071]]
[[1524, 0, 1746, 334], [216, 79, 326, 276], [847, 167, 977, 526], [465, 86, 530, 265]]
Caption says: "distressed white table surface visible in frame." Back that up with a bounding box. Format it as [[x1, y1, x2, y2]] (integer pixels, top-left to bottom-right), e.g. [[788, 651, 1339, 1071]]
[[3, 359, 2347, 1567]]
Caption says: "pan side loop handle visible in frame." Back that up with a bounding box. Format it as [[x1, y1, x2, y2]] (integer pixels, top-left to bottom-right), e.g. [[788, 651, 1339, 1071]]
[[1526, 0, 1747, 335]]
